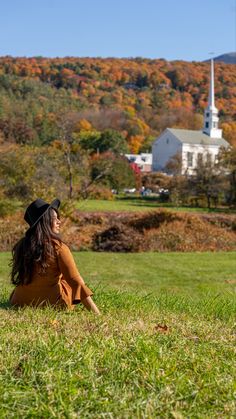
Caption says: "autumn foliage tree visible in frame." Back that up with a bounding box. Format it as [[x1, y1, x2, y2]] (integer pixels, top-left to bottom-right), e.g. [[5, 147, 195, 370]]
[[0, 56, 235, 207], [221, 122, 236, 147], [0, 56, 235, 149]]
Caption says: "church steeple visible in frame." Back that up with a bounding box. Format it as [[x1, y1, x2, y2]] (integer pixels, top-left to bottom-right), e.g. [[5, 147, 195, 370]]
[[203, 59, 222, 138]]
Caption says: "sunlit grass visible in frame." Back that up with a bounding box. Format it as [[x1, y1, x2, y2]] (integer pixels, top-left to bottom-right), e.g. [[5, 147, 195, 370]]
[[0, 251, 235, 417], [75, 196, 236, 214]]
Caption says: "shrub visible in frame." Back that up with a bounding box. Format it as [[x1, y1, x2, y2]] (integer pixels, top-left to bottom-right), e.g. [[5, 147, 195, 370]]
[[129, 209, 181, 231], [201, 213, 236, 230], [0, 212, 26, 251], [145, 216, 236, 252], [1, 209, 236, 253], [71, 212, 107, 226], [0, 199, 22, 217], [59, 200, 77, 218], [87, 185, 114, 200], [92, 223, 142, 252]]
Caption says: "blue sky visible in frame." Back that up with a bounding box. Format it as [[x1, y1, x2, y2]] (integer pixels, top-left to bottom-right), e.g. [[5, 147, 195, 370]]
[[0, 0, 235, 61]]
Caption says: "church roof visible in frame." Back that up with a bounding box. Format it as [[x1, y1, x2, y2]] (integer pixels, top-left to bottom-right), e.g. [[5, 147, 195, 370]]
[[167, 128, 229, 147]]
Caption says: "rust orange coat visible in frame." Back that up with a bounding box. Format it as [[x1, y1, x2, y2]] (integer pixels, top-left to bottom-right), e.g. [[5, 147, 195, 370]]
[[10, 241, 93, 309]]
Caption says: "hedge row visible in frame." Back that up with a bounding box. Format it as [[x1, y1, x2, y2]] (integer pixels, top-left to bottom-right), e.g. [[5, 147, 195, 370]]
[[1, 209, 236, 253]]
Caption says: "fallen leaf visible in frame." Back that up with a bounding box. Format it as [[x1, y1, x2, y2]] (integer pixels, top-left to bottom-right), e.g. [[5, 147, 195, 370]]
[[49, 319, 60, 329], [187, 335, 200, 342], [154, 324, 169, 333], [171, 410, 184, 419], [224, 279, 236, 284]]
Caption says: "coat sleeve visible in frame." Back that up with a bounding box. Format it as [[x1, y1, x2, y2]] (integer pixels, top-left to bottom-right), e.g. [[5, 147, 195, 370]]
[[57, 243, 93, 303]]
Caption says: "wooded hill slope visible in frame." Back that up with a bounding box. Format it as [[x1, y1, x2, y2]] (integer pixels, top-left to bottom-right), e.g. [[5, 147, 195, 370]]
[[0, 56, 235, 151]]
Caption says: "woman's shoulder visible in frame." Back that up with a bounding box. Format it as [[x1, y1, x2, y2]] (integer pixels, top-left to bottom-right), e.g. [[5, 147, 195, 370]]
[[52, 239, 70, 254]]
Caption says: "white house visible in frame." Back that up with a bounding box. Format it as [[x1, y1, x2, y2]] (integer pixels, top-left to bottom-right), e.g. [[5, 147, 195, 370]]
[[152, 60, 229, 175], [125, 153, 152, 172]]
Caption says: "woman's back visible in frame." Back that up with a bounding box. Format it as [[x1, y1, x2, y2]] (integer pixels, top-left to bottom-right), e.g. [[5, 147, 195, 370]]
[[10, 199, 100, 313]]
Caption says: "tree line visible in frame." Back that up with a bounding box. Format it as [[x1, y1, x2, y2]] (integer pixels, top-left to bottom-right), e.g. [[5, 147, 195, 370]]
[[0, 56, 235, 151], [0, 56, 236, 211]]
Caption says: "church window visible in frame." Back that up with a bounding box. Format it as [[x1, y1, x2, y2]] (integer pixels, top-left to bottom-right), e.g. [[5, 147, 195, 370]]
[[205, 122, 209, 128], [197, 153, 203, 165], [206, 153, 212, 164], [206, 112, 209, 117], [187, 152, 193, 167], [166, 138, 169, 144]]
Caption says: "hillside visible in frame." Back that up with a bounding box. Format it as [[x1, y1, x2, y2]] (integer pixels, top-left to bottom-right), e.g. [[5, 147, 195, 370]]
[[0, 57, 235, 150], [213, 52, 236, 64], [0, 249, 235, 418]]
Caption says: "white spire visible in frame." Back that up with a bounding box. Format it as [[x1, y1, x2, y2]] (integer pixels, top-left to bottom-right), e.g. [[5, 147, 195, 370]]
[[209, 58, 215, 108], [203, 59, 222, 138]]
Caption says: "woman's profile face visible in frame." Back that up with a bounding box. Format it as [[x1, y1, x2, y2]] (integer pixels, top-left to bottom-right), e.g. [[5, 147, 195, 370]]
[[51, 209, 61, 234]]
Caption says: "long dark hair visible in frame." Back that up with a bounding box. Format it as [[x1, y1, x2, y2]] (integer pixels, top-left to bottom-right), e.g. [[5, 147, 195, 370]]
[[11, 208, 61, 285]]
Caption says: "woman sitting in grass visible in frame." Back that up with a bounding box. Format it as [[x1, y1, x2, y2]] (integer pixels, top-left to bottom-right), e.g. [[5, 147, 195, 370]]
[[9, 198, 100, 314]]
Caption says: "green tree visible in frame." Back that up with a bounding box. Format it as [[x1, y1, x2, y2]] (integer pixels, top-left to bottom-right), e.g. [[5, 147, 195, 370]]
[[0, 145, 70, 202], [0, 145, 36, 200], [78, 129, 101, 153], [79, 128, 128, 155], [90, 152, 135, 193], [138, 135, 155, 153], [56, 112, 90, 199], [188, 156, 228, 208], [218, 147, 236, 205], [97, 129, 128, 154]]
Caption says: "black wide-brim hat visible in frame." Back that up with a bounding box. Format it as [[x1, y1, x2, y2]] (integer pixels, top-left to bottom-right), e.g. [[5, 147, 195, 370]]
[[24, 198, 60, 231]]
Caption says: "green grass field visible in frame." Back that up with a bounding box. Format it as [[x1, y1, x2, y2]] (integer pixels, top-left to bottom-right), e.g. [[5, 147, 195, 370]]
[[0, 251, 235, 418], [75, 197, 216, 213], [74, 197, 236, 216], [3, 196, 236, 215], [75, 197, 169, 212]]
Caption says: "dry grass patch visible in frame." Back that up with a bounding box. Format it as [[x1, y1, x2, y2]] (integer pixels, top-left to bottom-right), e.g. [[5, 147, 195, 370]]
[[1, 208, 236, 252]]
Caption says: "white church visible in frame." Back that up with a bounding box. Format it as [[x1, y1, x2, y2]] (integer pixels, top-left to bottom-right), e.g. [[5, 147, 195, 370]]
[[152, 60, 229, 175]]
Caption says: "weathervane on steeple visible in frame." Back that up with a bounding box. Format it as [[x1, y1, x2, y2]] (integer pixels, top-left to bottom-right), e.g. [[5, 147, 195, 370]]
[[203, 56, 222, 139]]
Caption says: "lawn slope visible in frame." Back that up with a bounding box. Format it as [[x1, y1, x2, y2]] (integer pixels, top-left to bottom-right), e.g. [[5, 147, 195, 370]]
[[0, 251, 235, 418]]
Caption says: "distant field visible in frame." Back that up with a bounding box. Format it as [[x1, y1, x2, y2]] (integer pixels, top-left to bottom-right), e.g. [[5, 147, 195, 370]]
[[0, 251, 235, 417], [2, 196, 235, 214], [75, 197, 168, 212], [75, 197, 233, 213]]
